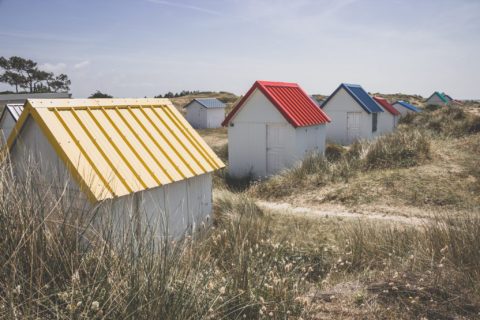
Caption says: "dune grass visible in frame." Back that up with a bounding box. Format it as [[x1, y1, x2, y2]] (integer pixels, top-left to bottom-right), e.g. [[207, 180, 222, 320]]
[[1, 159, 480, 318], [250, 128, 431, 200], [0, 164, 321, 319], [2, 105, 480, 319]]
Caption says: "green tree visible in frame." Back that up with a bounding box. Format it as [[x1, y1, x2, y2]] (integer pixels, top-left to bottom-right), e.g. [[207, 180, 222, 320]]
[[88, 90, 113, 98], [48, 73, 71, 93], [0, 71, 26, 93], [0, 56, 71, 93], [0, 57, 27, 93]]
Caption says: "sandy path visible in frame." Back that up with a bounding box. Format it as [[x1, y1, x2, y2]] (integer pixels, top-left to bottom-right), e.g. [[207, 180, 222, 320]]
[[257, 200, 427, 226]]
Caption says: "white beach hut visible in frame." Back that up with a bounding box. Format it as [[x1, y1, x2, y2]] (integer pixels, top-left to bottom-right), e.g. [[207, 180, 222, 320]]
[[5, 98, 225, 239], [222, 81, 331, 178], [372, 96, 400, 134], [184, 98, 226, 129], [0, 104, 23, 145], [321, 83, 384, 145], [392, 100, 422, 117], [425, 92, 452, 107]]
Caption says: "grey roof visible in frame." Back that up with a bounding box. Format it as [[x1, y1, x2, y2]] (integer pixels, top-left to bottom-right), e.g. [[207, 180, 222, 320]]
[[0, 92, 71, 104], [185, 98, 226, 109], [5, 104, 24, 121]]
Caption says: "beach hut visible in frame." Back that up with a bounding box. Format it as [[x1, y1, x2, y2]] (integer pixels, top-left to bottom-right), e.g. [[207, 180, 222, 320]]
[[321, 83, 384, 145], [425, 92, 451, 106], [5, 98, 225, 239], [0, 104, 23, 145], [392, 100, 422, 117], [222, 81, 330, 178], [372, 97, 400, 134], [184, 98, 226, 129]]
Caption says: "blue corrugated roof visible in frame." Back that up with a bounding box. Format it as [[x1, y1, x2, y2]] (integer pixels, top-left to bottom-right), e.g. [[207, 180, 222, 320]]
[[322, 83, 383, 113], [394, 101, 422, 113], [343, 84, 384, 113], [185, 98, 226, 109]]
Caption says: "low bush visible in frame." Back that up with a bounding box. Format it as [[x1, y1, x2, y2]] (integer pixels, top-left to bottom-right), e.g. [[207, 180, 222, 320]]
[[424, 104, 442, 112], [325, 143, 346, 162]]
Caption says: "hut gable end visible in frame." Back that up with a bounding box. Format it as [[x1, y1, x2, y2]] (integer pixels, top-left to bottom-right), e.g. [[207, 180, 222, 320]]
[[230, 89, 288, 124]]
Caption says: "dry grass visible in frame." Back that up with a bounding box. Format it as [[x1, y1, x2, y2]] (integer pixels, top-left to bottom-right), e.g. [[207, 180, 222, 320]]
[[0, 164, 322, 319], [250, 128, 431, 201], [244, 108, 480, 216], [401, 106, 480, 137], [2, 101, 480, 318], [319, 131, 480, 212], [1, 159, 480, 318]]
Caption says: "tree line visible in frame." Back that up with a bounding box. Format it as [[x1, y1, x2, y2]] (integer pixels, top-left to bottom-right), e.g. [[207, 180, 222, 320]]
[[155, 90, 216, 98], [0, 56, 71, 94]]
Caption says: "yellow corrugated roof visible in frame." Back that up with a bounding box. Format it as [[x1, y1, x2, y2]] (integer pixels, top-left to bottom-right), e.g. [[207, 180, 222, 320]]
[[7, 99, 225, 202]]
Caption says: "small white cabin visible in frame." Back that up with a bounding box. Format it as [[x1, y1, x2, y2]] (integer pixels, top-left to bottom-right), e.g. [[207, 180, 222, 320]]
[[223, 81, 331, 178], [321, 83, 384, 145], [6, 99, 225, 239], [425, 92, 451, 106], [0, 104, 23, 145], [184, 98, 226, 129], [372, 97, 400, 134], [392, 101, 422, 117]]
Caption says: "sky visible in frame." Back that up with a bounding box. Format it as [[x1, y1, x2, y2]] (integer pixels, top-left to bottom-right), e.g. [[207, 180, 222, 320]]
[[0, 0, 479, 99]]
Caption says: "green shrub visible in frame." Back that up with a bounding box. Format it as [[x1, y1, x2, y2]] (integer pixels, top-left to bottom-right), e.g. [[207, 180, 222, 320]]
[[398, 112, 416, 125], [424, 104, 442, 112]]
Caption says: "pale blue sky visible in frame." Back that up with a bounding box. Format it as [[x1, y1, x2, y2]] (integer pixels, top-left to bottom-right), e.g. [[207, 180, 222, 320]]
[[0, 0, 479, 98]]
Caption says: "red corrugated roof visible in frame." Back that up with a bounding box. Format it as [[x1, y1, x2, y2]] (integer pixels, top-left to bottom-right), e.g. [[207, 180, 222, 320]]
[[373, 96, 400, 116], [222, 81, 331, 127]]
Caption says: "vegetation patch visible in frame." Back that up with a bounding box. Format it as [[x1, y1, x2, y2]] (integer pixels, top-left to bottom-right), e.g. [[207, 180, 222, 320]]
[[251, 129, 431, 200], [403, 106, 480, 137], [1, 158, 480, 319], [363, 130, 430, 170], [0, 169, 323, 319]]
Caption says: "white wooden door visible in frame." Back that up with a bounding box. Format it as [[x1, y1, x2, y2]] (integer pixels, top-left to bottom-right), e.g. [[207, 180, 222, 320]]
[[198, 108, 203, 128], [347, 112, 361, 143], [164, 181, 187, 236], [266, 124, 286, 176]]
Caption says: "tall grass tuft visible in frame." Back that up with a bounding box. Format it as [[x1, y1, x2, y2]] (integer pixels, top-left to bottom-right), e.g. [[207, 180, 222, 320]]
[[335, 215, 480, 318], [363, 129, 431, 170]]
